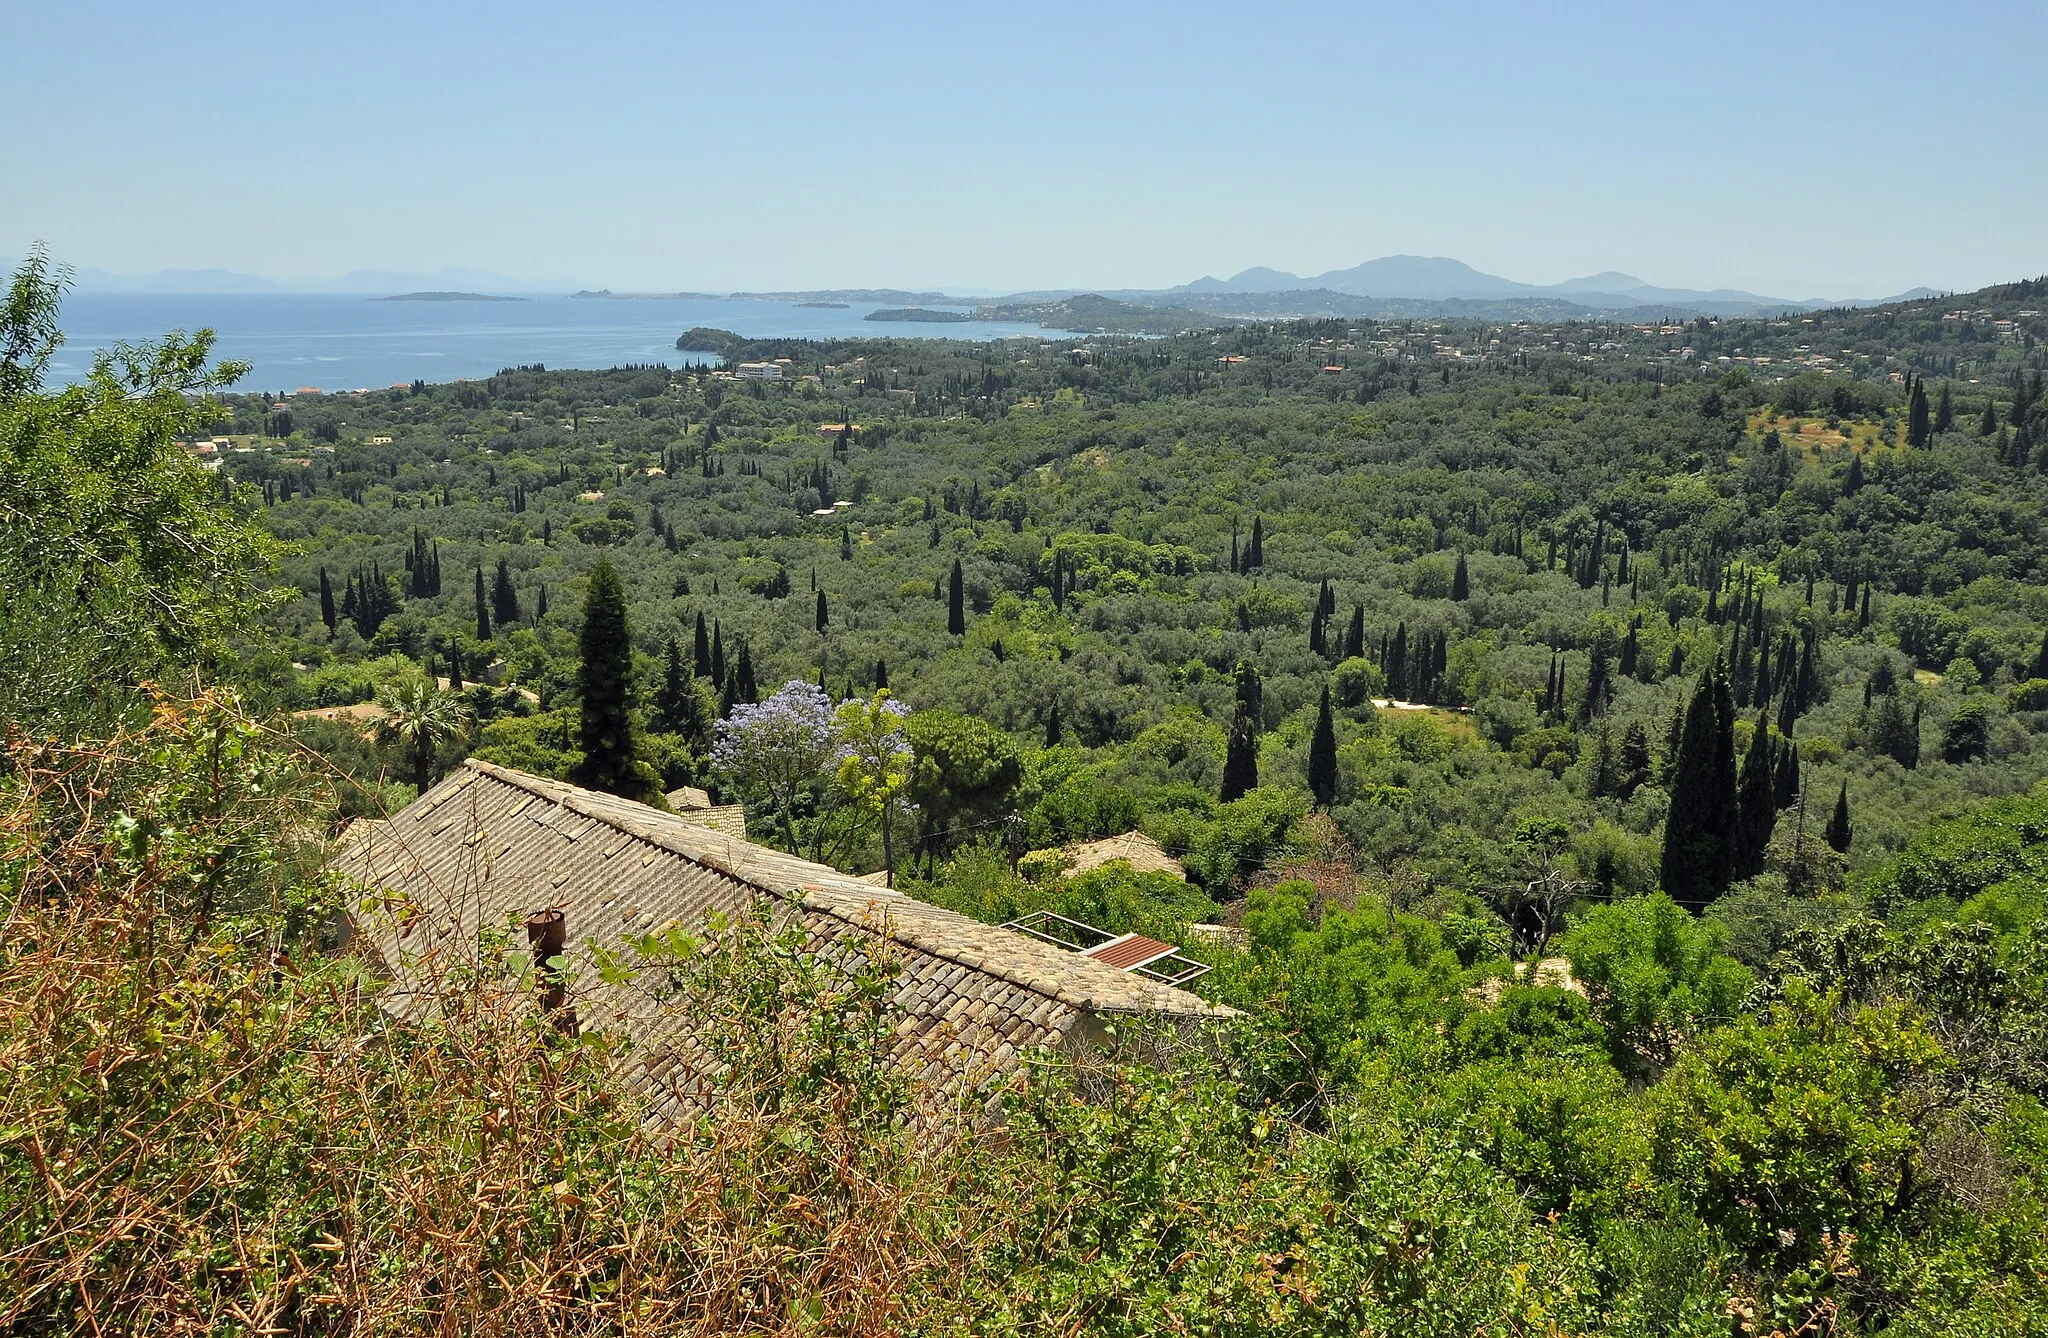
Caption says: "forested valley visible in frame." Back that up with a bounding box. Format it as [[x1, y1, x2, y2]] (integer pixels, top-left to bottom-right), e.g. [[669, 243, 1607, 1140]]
[[9, 246, 2048, 1334]]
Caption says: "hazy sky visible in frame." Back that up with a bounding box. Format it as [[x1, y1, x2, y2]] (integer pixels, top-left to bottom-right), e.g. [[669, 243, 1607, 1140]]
[[7, 1, 2044, 296]]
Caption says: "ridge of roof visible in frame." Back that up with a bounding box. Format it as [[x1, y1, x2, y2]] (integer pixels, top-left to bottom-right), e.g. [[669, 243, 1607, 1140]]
[[446, 761, 1229, 1019]]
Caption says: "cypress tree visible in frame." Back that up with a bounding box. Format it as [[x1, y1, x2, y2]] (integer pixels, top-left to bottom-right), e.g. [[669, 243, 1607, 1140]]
[[735, 642, 757, 704], [1935, 381, 1954, 433], [473, 566, 491, 641], [318, 567, 336, 631], [491, 557, 520, 626], [1733, 713, 1776, 881], [841, 526, 852, 560], [1907, 378, 1931, 447], [1221, 659, 1262, 801], [1775, 740, 1800, 810], [1344, 604, 1364, 660], [1617, 720, 1651, 799], [694, 612, 712, 679], [1825, 780, 1853, 853], [873, 658, 888, 689], [710, 621, 726, 686], [1247, 516, 1264, 569], [571, 560, 642, 797], [1981, 398, 2001, 437], [816, 589, 829, 634], [1661, 660, 1739, 911], [1578, 635, 1613, 724], [947, 559, 966, 635], [536, 584, 549, 619], [1307, 683, 1337, 809], [1044, 700, 1063, 746], [1451, 552, 1469, 601]]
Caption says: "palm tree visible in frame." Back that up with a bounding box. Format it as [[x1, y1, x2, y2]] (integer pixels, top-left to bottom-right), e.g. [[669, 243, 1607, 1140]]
[[376, 677, 471, 794]]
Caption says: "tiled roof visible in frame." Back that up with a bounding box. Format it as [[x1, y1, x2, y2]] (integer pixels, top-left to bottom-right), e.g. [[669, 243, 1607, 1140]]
[[1058, 830, 1186, 879], [332, 762, 1228, 1125]]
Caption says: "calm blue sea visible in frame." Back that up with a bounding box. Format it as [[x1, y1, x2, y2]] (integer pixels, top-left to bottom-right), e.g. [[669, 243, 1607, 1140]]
[[43, 293, 1054, 393]]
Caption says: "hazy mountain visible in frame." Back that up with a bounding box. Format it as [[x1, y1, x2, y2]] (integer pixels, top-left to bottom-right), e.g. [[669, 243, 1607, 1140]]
[[1167, 256, 1940, 317]]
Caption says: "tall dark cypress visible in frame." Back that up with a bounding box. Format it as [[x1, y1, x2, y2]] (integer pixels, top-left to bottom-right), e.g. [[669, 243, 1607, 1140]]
[[816, 589, 829, 634], [1661, 660, 1739, 911], [1247, 516, 1264, 569], [1307, 683, 1338, 809], [1344, 604, 1365, 660], [473, 566, 491, 641], [1907, 377, 1931, 447], [1220, 659, 1262, 802], [734, 642, 757, 704], [947, 559, 966, 636], [491, 557, 520, 626], [1733, 713, 1776, 881], [318, 567, 336, 631], [1577, 635, 1612, 724], [1774, 741, 1801, 810], [1825, 781, 1853, 853], [1451, 552, 1469, 601], [694, 612, 712, 679], [572, 560, 642, 797], [1388, 622, 1409, 699]]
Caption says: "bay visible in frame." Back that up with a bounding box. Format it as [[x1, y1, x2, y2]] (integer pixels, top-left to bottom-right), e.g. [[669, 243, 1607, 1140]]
[[42, 293, 1059, 393]]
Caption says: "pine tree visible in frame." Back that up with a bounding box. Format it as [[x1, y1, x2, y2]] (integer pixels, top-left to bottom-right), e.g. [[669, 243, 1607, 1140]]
[[318, 567, 336, 631], [1451, 552, 1469, 601], [947, 559, 966, 636], [1661, 661, 1739, 911], [1221, 659, 1262, 801], [571, 560, 642, 797], [1733, 713, 1776, 881], [1307, 683, 1337, 809], [473, 567, 491, 641], [1825, 780, 1853, 853], [491, 557, 520, 626]]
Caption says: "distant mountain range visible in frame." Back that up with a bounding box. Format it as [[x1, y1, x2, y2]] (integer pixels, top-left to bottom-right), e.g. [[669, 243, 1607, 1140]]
[[9, 253, 1945, 320], [1164, 255, 1939, 317]]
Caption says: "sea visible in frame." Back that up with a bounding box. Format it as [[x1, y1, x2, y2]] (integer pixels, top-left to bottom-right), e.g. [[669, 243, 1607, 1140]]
[[41, 293, 1057, 393]]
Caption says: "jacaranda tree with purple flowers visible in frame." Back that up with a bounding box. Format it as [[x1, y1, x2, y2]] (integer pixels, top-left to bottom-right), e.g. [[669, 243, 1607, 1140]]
[[713, 680, 838, 852]]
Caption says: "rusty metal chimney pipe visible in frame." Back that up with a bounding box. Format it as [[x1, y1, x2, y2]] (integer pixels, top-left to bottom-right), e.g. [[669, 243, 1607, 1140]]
[[524, 909, 575, 1033]]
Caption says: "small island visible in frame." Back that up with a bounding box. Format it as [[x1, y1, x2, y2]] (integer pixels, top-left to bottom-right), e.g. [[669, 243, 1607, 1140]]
[[865, 307, 976, 323], [374, 291, 528, 302]]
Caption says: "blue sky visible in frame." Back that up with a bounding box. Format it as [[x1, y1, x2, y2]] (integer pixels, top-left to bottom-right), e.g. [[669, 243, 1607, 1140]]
[[6, 1, 2044, 295]]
